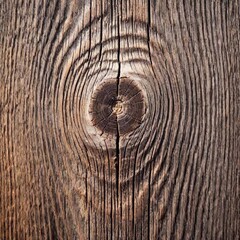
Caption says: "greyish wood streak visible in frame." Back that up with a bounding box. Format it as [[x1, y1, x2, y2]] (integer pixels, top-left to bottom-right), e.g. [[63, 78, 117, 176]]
[[0, 0, 239, 239]]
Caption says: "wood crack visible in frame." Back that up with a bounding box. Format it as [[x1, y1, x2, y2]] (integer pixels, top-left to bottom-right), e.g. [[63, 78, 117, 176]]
[[116, 2, 121, 201]]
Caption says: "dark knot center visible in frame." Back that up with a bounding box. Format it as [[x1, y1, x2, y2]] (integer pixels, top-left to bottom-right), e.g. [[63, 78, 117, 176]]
[[89, 78, 145, 135]]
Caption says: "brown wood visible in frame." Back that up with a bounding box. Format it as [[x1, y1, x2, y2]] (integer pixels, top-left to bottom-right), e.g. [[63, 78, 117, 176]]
[[0, 0, 239, 239]]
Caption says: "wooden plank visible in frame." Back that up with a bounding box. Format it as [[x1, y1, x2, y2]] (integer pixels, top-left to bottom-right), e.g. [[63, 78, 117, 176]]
[[0, 0, 239, 239]]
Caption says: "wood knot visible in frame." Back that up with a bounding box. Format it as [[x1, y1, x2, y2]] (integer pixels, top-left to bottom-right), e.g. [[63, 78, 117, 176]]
[[89, 78, 145, 135]]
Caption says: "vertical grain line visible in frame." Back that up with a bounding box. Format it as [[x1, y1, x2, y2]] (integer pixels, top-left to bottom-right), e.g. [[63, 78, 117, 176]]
[[98, 1, 103, 61], [147, 0, 153, 65], [147, 163, 152, 240]]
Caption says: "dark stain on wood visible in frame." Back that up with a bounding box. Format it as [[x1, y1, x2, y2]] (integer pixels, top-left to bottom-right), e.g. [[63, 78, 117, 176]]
[[0, 0, 239, 239]]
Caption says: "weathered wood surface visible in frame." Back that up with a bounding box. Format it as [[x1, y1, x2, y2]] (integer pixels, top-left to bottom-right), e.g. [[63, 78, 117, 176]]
[[0, 0, 239, 239]]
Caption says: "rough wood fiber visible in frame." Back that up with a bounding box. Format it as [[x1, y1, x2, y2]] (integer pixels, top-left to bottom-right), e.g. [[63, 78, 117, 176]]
[[0, 0, 239, 239]]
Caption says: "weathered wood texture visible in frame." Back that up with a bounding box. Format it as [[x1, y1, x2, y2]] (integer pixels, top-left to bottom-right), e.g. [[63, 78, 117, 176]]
[[0, 0, 239, 239]]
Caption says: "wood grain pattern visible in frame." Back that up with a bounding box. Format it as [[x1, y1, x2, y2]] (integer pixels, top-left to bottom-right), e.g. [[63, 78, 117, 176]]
[[0, 0, 239, 239]]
